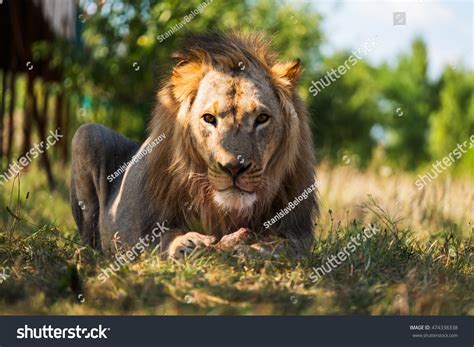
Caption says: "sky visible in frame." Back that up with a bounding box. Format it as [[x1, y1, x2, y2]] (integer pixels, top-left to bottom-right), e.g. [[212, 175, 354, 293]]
[[300, 0, 473, 79]]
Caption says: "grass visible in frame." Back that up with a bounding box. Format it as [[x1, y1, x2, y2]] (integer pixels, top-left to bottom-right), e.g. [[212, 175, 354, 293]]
[[0, 161, 473, 315]]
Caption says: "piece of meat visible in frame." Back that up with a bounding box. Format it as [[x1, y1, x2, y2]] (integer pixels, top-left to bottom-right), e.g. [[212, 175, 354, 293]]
[[213, 227, 251, 250]]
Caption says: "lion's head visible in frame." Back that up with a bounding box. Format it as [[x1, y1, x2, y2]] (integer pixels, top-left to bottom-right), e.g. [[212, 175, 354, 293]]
[[146, 32, 317, 238]]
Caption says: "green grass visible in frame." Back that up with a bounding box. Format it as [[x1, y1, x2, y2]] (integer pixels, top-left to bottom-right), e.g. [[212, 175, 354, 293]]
[[0, 164, 472, 315]]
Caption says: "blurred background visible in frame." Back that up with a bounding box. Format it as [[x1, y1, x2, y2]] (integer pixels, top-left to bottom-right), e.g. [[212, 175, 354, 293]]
[[0, 0, 472, 230]]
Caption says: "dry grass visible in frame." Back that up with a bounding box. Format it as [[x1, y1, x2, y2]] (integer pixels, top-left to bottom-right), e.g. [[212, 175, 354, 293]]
[[318, 162, 473, 238], [0, 162, 472, 315]]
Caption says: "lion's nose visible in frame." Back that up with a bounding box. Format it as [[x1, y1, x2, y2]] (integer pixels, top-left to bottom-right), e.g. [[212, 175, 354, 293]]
[[218, 161, 251, 178]]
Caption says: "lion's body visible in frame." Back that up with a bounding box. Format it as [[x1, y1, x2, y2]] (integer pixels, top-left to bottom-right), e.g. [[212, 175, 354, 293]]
[[70, 32, 319, 258], [70, 124, 144, 250]]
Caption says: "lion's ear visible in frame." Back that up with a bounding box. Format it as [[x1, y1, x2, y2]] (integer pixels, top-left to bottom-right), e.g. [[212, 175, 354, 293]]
[[171, 61, 206, 103], [170, 52, 190, 68], [271, 59, 302, 87]]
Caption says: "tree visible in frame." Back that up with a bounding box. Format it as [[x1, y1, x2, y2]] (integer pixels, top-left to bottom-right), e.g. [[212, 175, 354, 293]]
[[377, 38, 435, 169], [307, 52, 381, 167], [428, 66, 474, 173]]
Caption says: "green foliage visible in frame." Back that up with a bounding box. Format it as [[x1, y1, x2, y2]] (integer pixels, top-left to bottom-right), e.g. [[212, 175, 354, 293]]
[[428, 66, 474, 172], [308, 54, 380, 166], [28, 1, 473, 174], [377, 39, 435, 169]]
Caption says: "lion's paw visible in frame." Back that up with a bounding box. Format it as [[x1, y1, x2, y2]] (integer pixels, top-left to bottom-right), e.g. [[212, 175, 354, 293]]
[[168, 232, 216, 259]]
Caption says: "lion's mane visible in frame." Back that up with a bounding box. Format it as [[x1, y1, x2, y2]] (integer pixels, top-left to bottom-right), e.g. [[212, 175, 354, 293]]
[[144, 32, 318, 240]]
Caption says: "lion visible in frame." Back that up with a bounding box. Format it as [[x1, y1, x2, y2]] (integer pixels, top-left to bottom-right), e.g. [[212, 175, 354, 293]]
[[70, 32, 319, 259]]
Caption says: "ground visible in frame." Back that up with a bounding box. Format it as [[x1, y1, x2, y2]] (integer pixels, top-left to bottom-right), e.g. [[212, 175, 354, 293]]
[[0, 161, 472, 315]]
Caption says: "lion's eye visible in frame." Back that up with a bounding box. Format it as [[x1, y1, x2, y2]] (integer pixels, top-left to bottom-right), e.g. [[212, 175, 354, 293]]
[[255, 113, 270, 126], [202, 113, 217, 126]]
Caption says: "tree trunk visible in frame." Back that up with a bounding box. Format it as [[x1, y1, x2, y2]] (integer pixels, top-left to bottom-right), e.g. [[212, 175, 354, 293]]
[[0, 68, 6, 160], [61, 97, 70, 164], [29, 79, 55, 189], [6, 68, 16, 162], [40, 87, 55, 189], [55, 91, 63, 161], [21, 77, 32, 158]]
